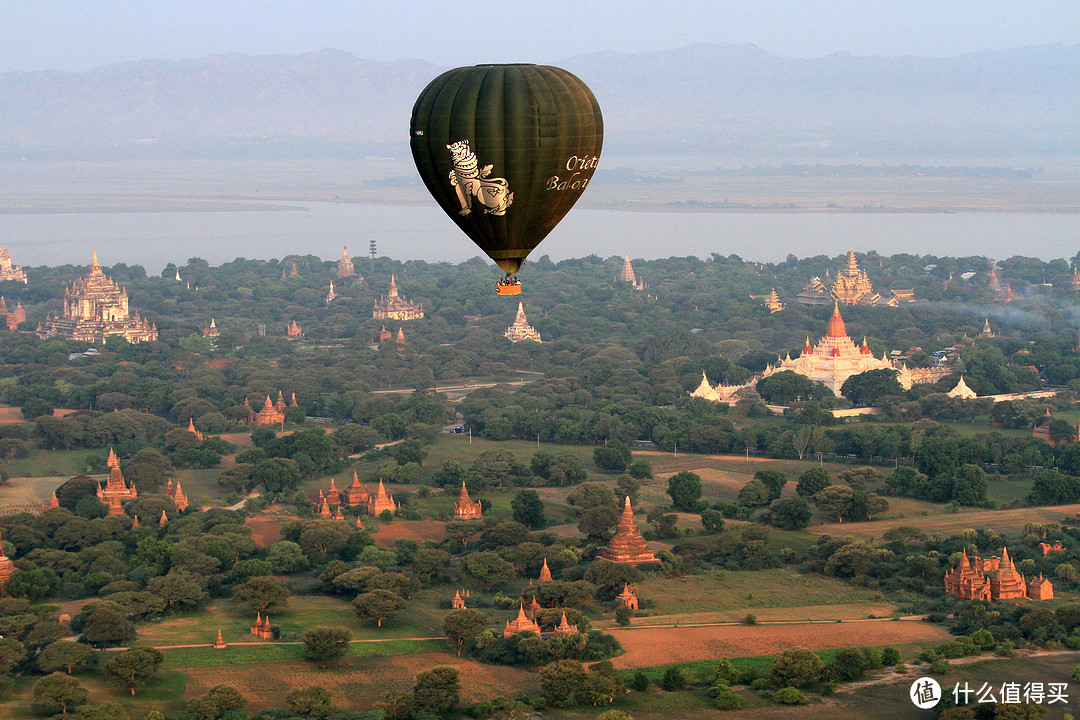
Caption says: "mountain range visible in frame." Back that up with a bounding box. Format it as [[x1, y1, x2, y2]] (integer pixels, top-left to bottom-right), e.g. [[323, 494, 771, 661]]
[[2, 43, 1076, 159]]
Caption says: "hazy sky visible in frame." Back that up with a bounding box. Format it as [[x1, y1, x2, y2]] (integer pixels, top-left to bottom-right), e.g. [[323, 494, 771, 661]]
[[3, 0, 1078, 72]]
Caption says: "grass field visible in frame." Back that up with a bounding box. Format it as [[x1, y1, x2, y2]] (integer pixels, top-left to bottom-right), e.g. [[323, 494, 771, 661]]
[[815, 503, 1080, 540], [1, 449, 91, 480]]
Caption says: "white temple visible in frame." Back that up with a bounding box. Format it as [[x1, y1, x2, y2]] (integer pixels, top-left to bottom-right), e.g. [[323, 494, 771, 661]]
[[504, 302, 541, 343]]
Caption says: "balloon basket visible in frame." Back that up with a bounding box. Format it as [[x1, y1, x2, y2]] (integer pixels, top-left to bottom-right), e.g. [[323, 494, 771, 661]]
[[496, 281, 522, 296]]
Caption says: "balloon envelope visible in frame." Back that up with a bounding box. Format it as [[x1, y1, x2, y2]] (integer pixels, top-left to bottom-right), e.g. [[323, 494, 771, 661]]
[[410, 64, 603, 276]]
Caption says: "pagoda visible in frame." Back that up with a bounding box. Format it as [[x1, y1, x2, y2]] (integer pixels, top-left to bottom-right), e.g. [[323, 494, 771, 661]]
[[452, 481, 483, 520], [0, 245, 28, 283], [525, 595, 541, 620], [201, 318, 220, 338], [795, 276, 832, 306], [947, 376, 977, 399], [596, 497, 661, 565], [504, 302, 541, 343], [764, 302, 908, 395], [0, 298, 27, 331], [337, 245, 355, 278], [989, 547, 1027, 600], [325, 478, 342, 505], [451, 590, 467, 609], [367, 479, 398, 517], [106, 493, 125, 516], [98, 465, 137, 505], [286, 320, 302, 338], [616, 583, 639, 610], [831, 250, 881, 305], [186, 418, 204, 442], [619, 253, 646, 291], [213, 629, 227, 649], [250, 613, 273, 640], [0, 530, 17, 593], [756, 288, 785, 314], [943, 548, 991, 601], [106, 447, 120, 469], [503, 602, 542, 637], [1028, 574, 1054, 600], [342, 472, 370, 506], [158, 511, 168, 527], [372, 275, 423, 321], [690, 371, 751, 404], [254, 396, 285, 427], [553, 611, 580, 637], [538, 558, 552, 583], [169, 481, 188, 512], [979, 318, 996, 338], [37, 251, 157, 343], [325, 281, 336, 306]]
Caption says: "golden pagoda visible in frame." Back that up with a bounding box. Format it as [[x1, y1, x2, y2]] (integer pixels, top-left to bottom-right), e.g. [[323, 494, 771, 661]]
[[504, 302, 541, 343], [831, 250, 881, 305], [596, 497, 661, 565], [757, 288, 785, 313], [372, 275, 423, 321], [619, 253, 646, 291], [37, 251, 157, 343], [97, 465, 137, 505], [337, 245, 355, 278]]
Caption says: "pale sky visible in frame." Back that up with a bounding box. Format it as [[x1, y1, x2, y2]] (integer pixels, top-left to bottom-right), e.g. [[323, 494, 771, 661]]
[[2, 0, 1078, 72]]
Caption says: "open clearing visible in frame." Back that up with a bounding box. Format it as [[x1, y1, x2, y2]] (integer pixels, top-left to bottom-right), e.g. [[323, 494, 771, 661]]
[[180, 651, 541, 709], [607, 620, 952, 669], [814, 504, 1080, 539], [621, 602, 899, 627], [371, 519, 447, 546]]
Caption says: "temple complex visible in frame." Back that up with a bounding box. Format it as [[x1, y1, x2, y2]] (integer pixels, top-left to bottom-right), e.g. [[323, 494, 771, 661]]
[[337, 246, 355, 278], [616, 583, 639, 610], [167, 480, 188, 512], [452, 481, 483, 520], [596, 497, 661, 565], [201, 318, 219, 338], [0, 245, 28, 283], [947, 376, 977, 399], [286, 321, 302, 338], [762, 302, 919, 396], [504, 302, 541, 343], [795, 276, 832, 306], [372, 275, 423, 321], [37, 251, 157, 343], [944, 547, 1046, 602], [503, 602, 542, 637], [0, 530, 16, 593], [98, 465, 137, 505], [619, 253, 646, 291], [367, 479, 399, 517]]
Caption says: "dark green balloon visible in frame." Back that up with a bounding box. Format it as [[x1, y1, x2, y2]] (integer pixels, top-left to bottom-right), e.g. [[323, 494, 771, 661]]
[[410, 64, 603, 276]]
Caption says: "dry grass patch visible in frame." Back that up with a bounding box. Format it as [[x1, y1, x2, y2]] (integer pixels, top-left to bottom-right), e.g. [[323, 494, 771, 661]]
[[814, 504, 1080, 540]]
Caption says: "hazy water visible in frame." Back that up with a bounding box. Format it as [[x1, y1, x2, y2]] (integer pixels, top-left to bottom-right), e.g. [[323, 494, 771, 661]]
[[1, 202, 1077, 273]]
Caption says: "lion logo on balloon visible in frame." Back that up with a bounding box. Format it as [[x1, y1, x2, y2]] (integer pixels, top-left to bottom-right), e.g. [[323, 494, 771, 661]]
[[446, 140, 513, 216]]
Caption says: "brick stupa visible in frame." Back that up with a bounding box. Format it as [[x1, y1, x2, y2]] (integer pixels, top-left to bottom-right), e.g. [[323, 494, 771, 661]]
[[596, 496, 661, 565], [452, 480, 483, 520], [343, 472, 370, 506], [503, 602, 541, 638], [0, 530, 16, 593], [989, 547, 1027, 600], [367, 479, 398, 517]]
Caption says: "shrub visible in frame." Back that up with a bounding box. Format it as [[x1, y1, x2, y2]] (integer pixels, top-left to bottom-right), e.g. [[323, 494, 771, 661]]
[[882, 646, 901, 666], [774, 686, 808, 705], [630, 670, 649, 691], [929, 659, 949, 674], [660, 666, 685, 691], [710, 685, 742, 710]]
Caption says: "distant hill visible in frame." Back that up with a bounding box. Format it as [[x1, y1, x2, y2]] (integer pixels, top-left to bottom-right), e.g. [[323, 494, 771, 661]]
[[2, 43, 1076, 159]]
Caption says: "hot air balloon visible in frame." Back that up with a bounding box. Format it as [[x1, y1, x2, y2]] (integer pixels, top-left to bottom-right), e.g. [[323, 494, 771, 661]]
[[410, 64, 603, 295]]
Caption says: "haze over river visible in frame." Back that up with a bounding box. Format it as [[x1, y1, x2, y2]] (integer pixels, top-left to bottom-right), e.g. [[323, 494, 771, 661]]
[[1, 202, 1077, 274]]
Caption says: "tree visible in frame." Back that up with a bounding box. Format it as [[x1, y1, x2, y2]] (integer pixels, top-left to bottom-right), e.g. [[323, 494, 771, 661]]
[[813, 485, 856, 523], [412, 666, 460, 717], [770, 648, 824, 688], [737, 479, 771, 507], [266, 540, 310, 574], [577, 505, 621, 542], [443, 608, 491, 657], [615, 605, 633, 626], [567, 482, 618, 509], [797, 468, 831, 497], [301, 626, 352, 667], [828, 648, 868, 681], [661, 665, 685, 691], [700, 507, 725, 534], [840, 368, 904, 406], [541, 658, 587, 706], [863, 493, 890, 520], [462, 551, 516, 590], [444, 520, 482, 547], [769, 496, 813, 530], [352, 589, 406, 627], [593, 440, 632, 472], [104, 646, 164, 695], [38, 641, 95, 675], [667, 471, 703, 511], [232, 575, 289, 612], [286, 686, 336, 718], [81, 606, 133, 649], [32, 672, 88, 715], [754, 469, 788, 501], [953, 464, 988, 506], [511, 490, 546, 528], [147, 572, 205, 610], [757, 371, 828, 404], [615, 475, 642, 504]]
